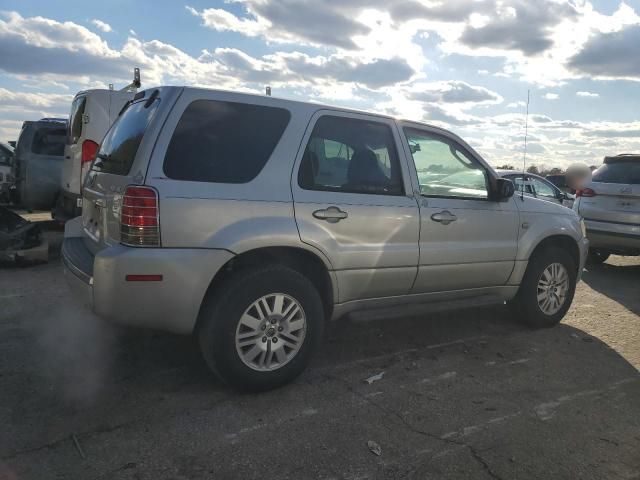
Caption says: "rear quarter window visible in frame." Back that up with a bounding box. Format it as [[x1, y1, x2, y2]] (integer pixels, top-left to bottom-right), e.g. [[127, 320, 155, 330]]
[[163, 100, 291, 183], [592, 162, 640, 184], [31, 127, 66, 156]]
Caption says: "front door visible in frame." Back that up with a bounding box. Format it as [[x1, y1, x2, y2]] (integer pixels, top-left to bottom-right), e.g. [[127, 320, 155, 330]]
[[292, 111, 420, 303], [400, 125, 520, 293]]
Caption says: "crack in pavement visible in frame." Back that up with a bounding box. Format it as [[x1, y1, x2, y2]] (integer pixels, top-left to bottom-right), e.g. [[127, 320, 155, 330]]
[[1, 420, 134, 462], [324, 372, 505, 480]]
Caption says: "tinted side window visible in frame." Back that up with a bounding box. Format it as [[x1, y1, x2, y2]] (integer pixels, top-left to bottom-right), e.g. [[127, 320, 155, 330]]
[[31, 127, 66, 157], [69, 96, 87, 145], [592, 162, 640, 185], [164, 100, 291, 183], [404, 128, 488, 199], [298, 116, 403, 195], [93, 97, 160, 175]]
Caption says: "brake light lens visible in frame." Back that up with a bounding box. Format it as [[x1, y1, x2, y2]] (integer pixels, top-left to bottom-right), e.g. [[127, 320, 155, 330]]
[[576, 188, 597, 197], [81, 140, 99, 164], [120, 186, 160, 247]]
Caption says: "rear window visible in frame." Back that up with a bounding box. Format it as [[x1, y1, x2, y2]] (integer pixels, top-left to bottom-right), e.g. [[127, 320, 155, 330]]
[[592, 162, 640, 184], [92, 97, 159, 175], [163, 100, 291, 183], [68, 95, 87, 145], [31, 127, 66, 156]]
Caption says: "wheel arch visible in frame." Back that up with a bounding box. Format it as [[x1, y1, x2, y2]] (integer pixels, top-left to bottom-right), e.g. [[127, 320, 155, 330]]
[[196, 246, 336, 332], [529, 234, 580, 272]]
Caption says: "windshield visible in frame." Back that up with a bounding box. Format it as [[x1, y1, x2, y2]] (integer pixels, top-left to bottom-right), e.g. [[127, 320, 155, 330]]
[[31, 126, 66, 156], [92, 97, 159, 175]]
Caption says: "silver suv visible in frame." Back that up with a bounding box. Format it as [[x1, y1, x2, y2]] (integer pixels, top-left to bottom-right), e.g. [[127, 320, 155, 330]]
[[574, 154, 640, 264], [62, 87, 588, 391]]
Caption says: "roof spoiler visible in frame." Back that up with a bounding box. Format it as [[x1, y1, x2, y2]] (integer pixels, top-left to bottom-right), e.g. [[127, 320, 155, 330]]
[[604, 154, 640, 163]]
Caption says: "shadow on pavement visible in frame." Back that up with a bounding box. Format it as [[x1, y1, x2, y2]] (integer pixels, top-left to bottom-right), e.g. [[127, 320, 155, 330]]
[[4, 299, 639, 479], [581, 260, 640, 316]]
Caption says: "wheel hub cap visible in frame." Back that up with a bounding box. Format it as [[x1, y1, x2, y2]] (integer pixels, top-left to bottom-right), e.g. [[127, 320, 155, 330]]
[[235, 293, 307, 372], [536, 263, 569, 315]]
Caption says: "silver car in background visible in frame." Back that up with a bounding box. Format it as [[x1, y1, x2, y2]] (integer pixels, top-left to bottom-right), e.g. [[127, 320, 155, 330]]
[[62, 87, 588, 392], [574, 154, 640, 264], [497, 170, 575, 208]]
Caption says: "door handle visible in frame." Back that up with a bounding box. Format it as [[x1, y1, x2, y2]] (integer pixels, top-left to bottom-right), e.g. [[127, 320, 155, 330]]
[[430, 210, 457, 225], [313, 206, 348, 223]]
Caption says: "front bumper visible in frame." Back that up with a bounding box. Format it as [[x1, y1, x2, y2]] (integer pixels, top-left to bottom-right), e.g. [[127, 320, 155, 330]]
[[62, 225, 234, 334], [578, 236, 589, 280]]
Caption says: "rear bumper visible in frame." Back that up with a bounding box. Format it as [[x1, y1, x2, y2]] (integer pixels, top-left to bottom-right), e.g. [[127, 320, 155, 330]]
[[584, 218, 640, 253], [62, 224, 234, 334]]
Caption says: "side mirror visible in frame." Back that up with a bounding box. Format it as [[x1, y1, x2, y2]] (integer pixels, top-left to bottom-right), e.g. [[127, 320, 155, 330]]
[[495, 178, 515, 201]]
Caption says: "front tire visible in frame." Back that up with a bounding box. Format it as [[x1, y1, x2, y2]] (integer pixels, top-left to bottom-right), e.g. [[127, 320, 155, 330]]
[[510, 246, 577, 328], [197, 265, 324, 392]]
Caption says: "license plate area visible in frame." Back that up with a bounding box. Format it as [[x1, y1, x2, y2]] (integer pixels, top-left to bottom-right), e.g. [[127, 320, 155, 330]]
[[82, 199, 104, 242]]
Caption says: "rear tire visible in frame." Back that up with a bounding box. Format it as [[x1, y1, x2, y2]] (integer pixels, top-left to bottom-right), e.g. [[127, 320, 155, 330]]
[[587, 248, 609, 265], [509, 246, 577, 328], [197, 265, 324, 392]]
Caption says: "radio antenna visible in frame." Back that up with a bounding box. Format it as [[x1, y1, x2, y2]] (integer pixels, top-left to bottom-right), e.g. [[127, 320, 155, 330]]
[[520, 89, 530, 200]]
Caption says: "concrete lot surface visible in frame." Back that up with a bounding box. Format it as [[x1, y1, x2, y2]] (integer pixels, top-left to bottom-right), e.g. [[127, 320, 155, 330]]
[[1, 255, 639, 479]]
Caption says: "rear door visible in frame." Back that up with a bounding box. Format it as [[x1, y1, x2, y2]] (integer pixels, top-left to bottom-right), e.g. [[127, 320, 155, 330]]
[[82, 90, 167, 253], [578, 160, 640, 225], [292, 111, 420, 303]]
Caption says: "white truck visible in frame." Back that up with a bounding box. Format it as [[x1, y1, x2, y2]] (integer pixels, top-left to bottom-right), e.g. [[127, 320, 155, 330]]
[[53, 69, 141, 221]]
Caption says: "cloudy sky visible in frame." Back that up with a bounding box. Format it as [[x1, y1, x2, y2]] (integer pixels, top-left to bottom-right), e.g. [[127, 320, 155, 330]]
[[1, 0, 640, 168]]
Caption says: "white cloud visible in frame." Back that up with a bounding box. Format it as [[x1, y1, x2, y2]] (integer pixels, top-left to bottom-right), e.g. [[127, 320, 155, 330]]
[[406, 81, 502, 105], [91, 19, 112, 33], [2, 5, 640, 168], [576, 91, 599, 97], [186, 5, 266, 39], [0, 87, 72, 109]]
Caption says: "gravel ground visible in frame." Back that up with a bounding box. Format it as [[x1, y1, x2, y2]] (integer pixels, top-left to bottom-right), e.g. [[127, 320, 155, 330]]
[[0, 254, 638, 480]]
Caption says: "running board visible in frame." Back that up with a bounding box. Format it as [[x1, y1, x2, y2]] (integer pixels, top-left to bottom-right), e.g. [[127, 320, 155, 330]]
[[331, 287, 518, 322]]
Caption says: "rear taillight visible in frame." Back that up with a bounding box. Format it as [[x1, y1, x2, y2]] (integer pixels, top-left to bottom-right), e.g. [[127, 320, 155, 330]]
[[120, 186, 160, 247], [81, 140, 99, 164], [576, 188, 597, 197]]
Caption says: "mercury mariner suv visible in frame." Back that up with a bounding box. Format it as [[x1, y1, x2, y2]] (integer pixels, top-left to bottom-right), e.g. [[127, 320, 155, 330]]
[[62, 87, 588, 391]]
